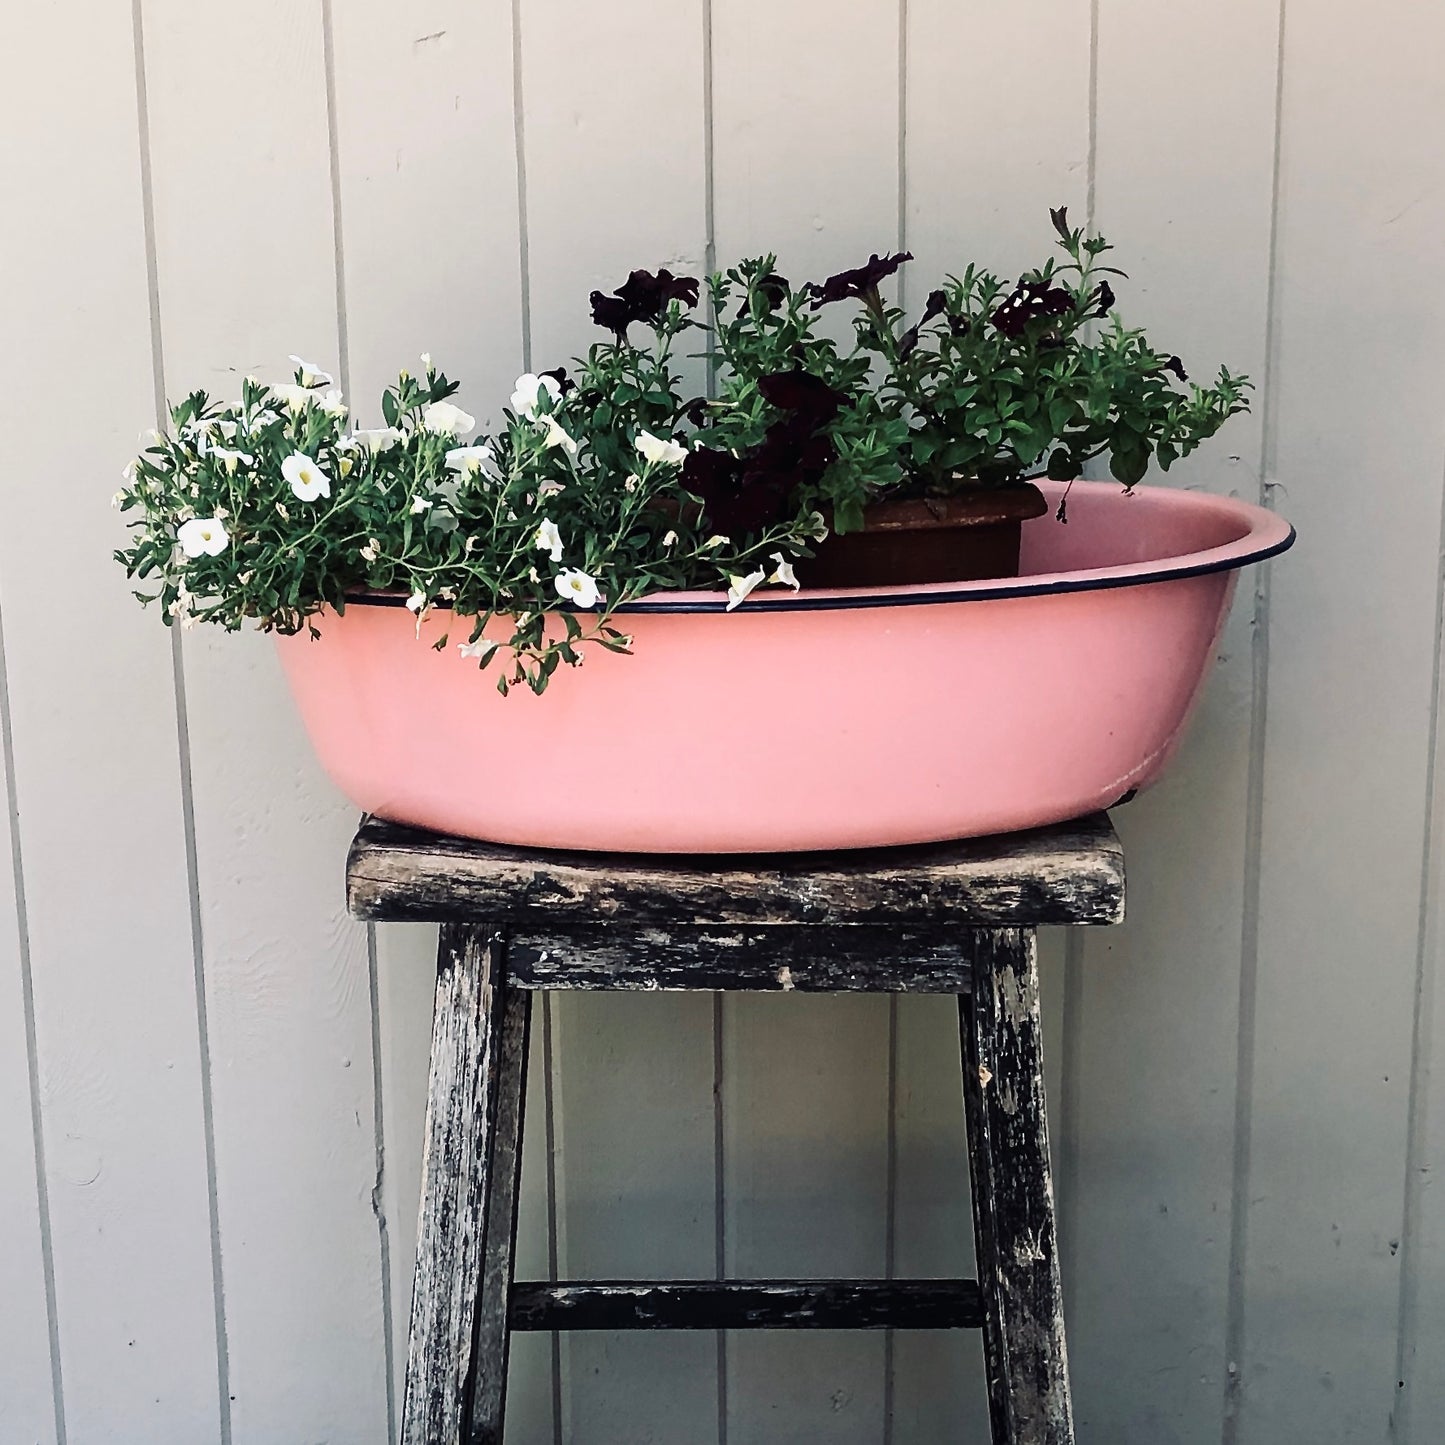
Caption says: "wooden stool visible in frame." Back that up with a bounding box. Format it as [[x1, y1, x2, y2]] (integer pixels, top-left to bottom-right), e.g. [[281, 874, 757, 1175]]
[[346, 813, 1125, 1445]]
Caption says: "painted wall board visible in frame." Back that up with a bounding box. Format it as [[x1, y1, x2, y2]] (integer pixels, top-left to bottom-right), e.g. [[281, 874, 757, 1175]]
[[0, 638, 60, 1445], [1240, 1, 1445, 1439], [517, 3, 716, 1437], [710, 4, 900, 1435], [899, 4, 1091, 1434], [0, 5, 224, 1440], [139, 1, 390, 1438], [1068, 5, 1283, 1441]]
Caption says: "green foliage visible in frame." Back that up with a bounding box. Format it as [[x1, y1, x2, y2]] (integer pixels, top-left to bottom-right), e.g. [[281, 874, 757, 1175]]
[[115, 213, 1251, 692]]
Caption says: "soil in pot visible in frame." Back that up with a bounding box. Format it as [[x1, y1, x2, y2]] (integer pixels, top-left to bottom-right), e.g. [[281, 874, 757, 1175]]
[[794, 482, 1049, 588]]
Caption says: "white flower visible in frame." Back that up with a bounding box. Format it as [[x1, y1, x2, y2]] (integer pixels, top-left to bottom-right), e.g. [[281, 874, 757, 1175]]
[[288, 355, 333, 387], [459, 637, 498, 662], [360, 540, 379, 562], [111, 489, 126, 509], [421, 352, 434, 370], [555, 568, 602, 609], [726, 568, 766, 610], [538, 414, 578, 455], [422, 400, 476, 438], [538, 479, 566, 497], [624, 473, 641, 494], [270, 382, 318, 413], [121, 460, 138, 482], [177, 516, 230, 558], [510, 372, 562, 418], [703, 534, 730, 550], [406, 590, 427, 613], [353, 426, 403, 454], [445, 444, 496, 477], [411, 496, 432, 514], [281, 451, 331, 502], [635, 430, 687, 468], [807, 510, 829, 543], [208, 445, 254, 475], [215, 418, 239, 440], [534, 519, 563, 562], [768, 552, 800, 590]]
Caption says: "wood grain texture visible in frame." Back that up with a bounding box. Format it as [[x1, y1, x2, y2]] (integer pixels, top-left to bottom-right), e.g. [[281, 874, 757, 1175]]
[[347, 814, 1125, 927], [510, 1279, 982, 1331], [0, 5, 224, 1438], [962, 931, 1073, 1445], [401, 928, 520, 1445], [507, 923, 974, 991], [139, 2, 389, 1437], [1068, 6, 1283, 1442]]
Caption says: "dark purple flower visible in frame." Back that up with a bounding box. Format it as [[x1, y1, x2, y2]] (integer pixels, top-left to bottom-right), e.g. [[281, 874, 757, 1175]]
[[681, 395, 711, 428], [1093, 280, 1116, 318], [922, 288, 949, 324], [539, 365, 575, 396], [897, 324, 921, 359], [589, 290, 635, 338], [756, 367, 847, 424], [756, 270, 791, 312], [1049, 205, 1072, 241], [809, 251, 912, 308], [590, 267, 700, 337], [1162, 355, 1188, 382], [990, 279, 1075, 338]]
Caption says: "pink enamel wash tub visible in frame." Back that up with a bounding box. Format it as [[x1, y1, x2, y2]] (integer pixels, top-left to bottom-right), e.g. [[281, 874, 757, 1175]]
[[275, 481, 1293, 853]]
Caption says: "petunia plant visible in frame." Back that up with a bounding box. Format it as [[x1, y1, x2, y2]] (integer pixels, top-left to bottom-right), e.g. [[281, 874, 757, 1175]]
[[115, 210, 1251, 692]]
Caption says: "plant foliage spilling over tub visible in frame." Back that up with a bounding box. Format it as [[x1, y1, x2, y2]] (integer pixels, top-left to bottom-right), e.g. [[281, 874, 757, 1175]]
[[115, 210, 1250, 694]]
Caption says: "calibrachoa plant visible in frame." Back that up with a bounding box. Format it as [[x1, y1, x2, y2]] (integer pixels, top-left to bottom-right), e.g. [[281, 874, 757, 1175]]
[[116, 211, 1250, 693]]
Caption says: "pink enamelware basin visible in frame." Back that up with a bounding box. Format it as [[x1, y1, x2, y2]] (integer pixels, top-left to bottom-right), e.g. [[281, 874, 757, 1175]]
[[275, 480, 1293, 853]]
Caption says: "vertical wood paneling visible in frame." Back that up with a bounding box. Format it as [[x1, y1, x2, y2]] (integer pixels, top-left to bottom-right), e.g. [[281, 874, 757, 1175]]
[[0, 625, 59, 1444], [1400, 613, 1445, 1441], [897, 5, 1090, 1436], [139, 2, 389, 1439], [1067, 6, 1283, 1442], [323, 4, 539, 1433], [0, 5, 225, 1441], [710, 4, 899, 1434], [1239, 2, 1445, 1439], [517, 3, 715, 1437]]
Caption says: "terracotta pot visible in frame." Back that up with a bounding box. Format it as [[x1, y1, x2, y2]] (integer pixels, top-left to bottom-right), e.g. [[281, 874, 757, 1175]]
[[276, 481, 1294, 853], [795, 483, 1049, 587]]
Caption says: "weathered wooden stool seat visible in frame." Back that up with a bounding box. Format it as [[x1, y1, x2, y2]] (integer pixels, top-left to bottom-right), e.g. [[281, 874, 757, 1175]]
[[347, 813, 1125, 1445]]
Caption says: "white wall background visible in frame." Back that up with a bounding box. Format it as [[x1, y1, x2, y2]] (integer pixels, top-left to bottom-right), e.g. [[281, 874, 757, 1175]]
[[2, 1, 1443, 1442]]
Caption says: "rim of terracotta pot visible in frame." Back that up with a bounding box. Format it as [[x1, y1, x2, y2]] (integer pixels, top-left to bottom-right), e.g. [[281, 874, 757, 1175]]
[[346, 480, 1294, 616]]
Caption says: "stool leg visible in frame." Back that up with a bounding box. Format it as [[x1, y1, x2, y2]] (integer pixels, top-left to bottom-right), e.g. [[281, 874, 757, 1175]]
[[401, 924, 531, 1445], [959, 928, 1074, 1445]]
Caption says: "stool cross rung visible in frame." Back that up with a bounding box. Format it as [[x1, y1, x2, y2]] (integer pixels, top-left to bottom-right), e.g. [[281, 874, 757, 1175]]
[[508, 1278, 983, 1332]]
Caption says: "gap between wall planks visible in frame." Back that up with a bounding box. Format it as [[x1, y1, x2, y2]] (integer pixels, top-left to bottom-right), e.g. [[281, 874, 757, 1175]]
[[139, 1, 388, 1439], [0, 3, 225, 1440], [1067, 5, 1282, 1443], [517, 2, 719, 1439], [1239, 3, 1445, 1441]]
